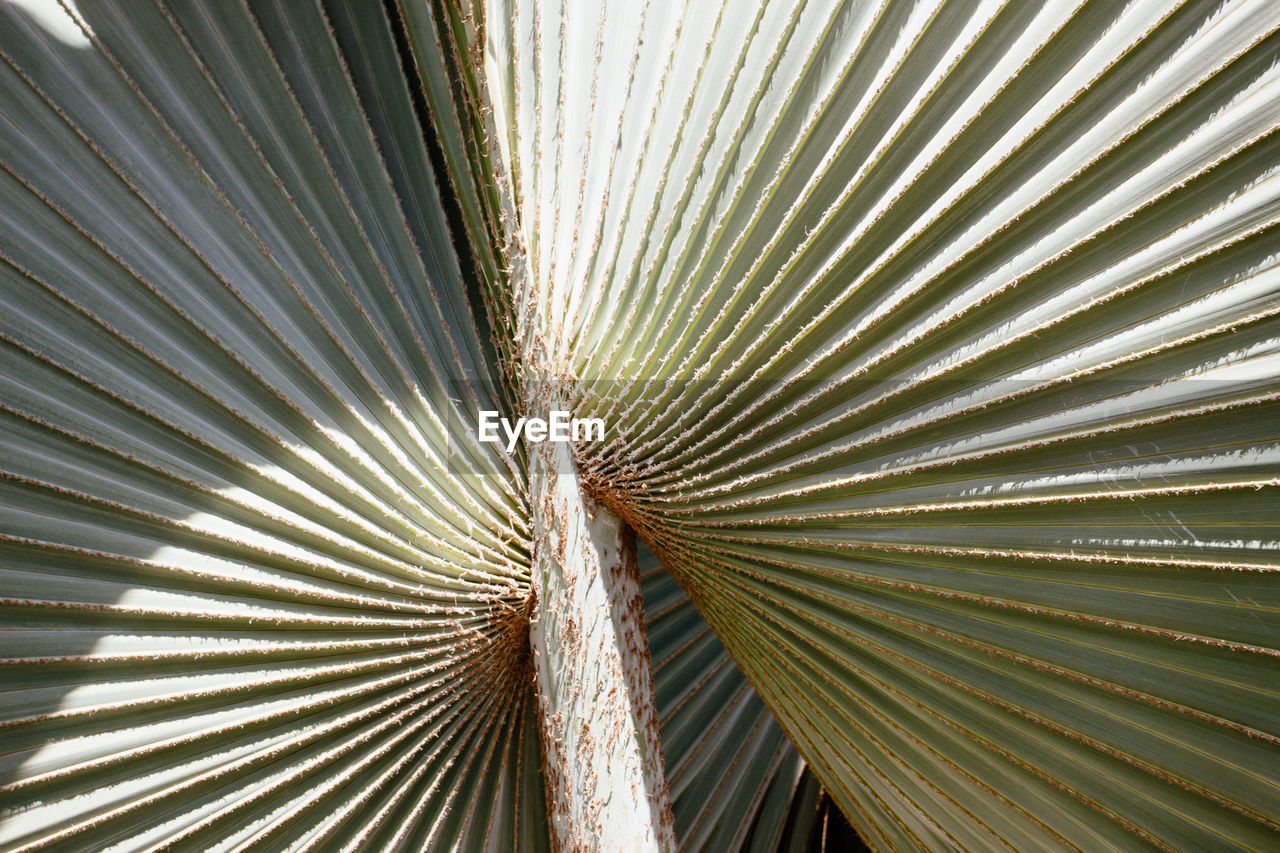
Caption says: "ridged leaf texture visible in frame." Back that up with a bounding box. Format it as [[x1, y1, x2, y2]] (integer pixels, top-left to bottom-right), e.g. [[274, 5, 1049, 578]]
[[3, 0, 1279, 850]]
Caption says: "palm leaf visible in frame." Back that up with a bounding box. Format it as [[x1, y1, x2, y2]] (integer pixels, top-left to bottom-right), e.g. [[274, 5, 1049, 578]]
[[1, 1, 542, 848], [472, 0, 1280, 848], [3, 0, 1278, 850], [640, 540, 863, 851]]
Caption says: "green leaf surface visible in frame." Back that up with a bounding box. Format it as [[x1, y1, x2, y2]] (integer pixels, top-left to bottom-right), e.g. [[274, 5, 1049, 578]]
[[1, 1, 542, 849], [472, 0, 1280, 848], [4, 0, 1279, 850]]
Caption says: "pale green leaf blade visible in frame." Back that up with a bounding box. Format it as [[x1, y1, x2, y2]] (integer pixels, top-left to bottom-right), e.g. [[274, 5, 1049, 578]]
[[0, 1, 545, 849]]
